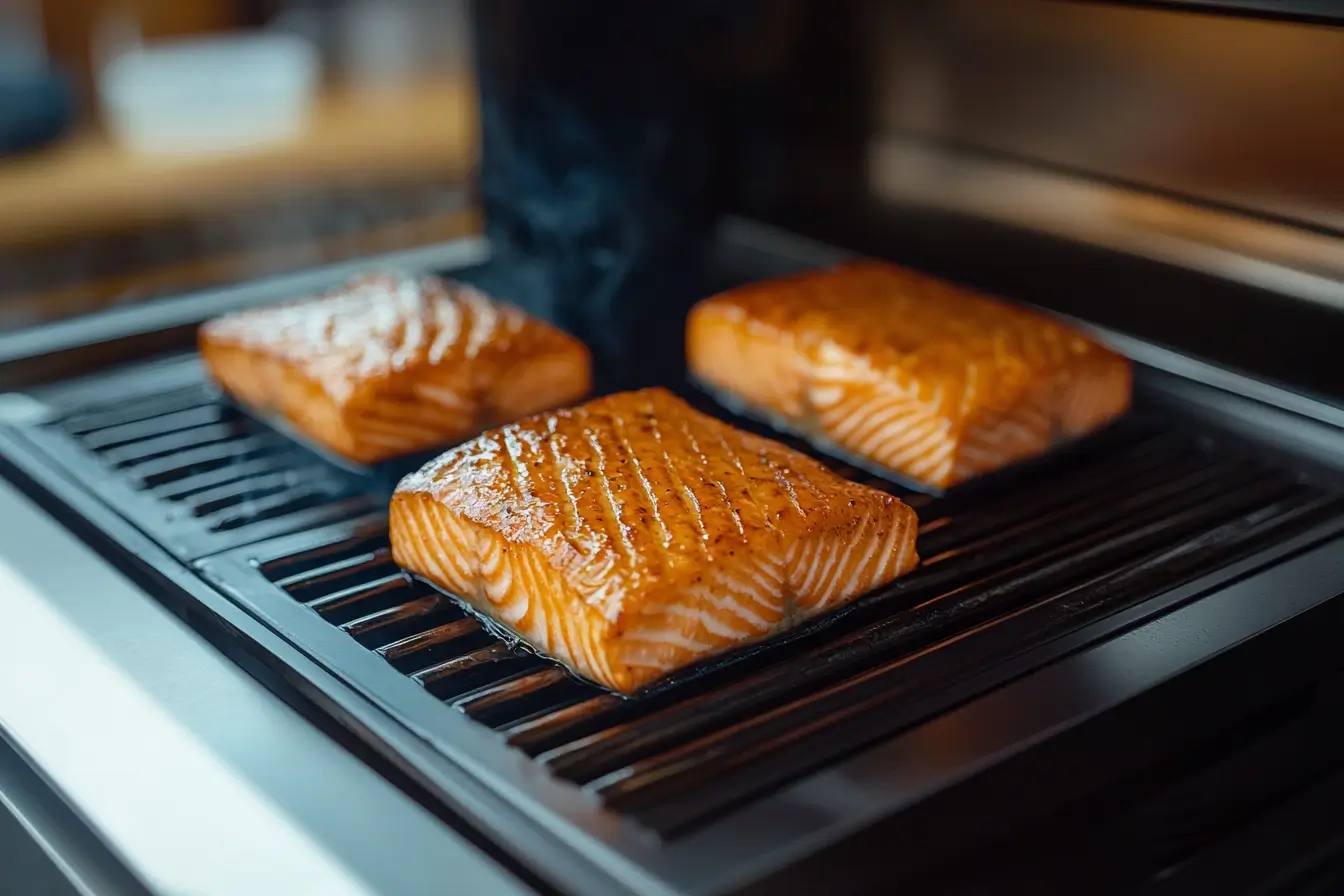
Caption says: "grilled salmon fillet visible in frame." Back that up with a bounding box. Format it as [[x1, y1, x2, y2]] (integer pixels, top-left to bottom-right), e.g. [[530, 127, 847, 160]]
[[390, 388, 919, 694], [687, 261, 1132, 489], [199, 274, 591, 464]]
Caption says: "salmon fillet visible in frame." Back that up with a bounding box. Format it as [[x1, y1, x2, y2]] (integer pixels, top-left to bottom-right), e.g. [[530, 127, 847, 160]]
[[199, 274, 591, 464], [389, 388, 919, 694], [687, 261, 1132, 490]]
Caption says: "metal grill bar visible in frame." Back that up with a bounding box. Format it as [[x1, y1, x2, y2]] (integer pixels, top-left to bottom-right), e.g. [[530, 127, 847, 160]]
[[277, 551, 395, 595], [203, 488, 363, 532], [78, 405, 235, 451], [341, 595, 451, 643], [152, 455, 308, 501], [377, 619, 490, 671], [458, 669, 592, 729], [59, 386, 211, 435], [100, 423, 255, 468], [305, 573, 413, 616], [259, 528, 390, 582], [184, 472, 307, 517], [413, 645, 547, 700], [126, 435, 290, 487]]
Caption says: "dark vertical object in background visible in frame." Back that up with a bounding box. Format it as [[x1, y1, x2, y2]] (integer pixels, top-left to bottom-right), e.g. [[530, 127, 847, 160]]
[[722, 0, 873, 224], [468, 0, 869, 387], [469, 0, 716, 383]]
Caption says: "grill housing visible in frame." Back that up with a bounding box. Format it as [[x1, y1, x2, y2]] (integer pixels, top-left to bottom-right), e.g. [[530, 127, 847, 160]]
[[4, 235, 1344, 895], [197, 418, 1341, 837]]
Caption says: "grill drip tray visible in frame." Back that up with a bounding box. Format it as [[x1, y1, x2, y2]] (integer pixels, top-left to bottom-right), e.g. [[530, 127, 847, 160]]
[[5, 350, 1344, 893]]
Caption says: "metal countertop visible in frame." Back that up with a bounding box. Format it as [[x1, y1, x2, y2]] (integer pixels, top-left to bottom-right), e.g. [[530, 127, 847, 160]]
[[0, 475, 532, 896]]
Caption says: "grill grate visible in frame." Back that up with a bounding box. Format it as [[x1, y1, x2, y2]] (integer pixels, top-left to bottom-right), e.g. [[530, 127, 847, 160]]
[[21, 362, 380, 558], [200, 415, 1344, 837], [13, 355, 1344, 842]]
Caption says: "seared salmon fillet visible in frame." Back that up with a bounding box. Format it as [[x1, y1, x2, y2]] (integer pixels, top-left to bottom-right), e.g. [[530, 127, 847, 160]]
[[687, 261, 1131, 489], [390, 388, 918, 693], [199, 274, 591, 464]]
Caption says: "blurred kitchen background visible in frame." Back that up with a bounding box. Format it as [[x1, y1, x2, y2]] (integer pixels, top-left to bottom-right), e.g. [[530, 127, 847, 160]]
[[0, 0, 478, 331], [4, 0, 1344, 393]]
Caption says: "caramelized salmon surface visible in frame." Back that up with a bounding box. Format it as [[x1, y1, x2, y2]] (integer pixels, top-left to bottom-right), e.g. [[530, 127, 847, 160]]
[[199, 274, 591, 464], [389, 388, 919, 694], [687, 261, 1132, 489]]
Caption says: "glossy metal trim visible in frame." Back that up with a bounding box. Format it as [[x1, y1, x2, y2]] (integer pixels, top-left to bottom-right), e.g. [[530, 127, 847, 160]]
[[867, 138, 1344, 313], [0, 236, 490, 365], [1132, 1, 1344, 23], [0, 733, 155, 896], [0, 476, 530, 896]]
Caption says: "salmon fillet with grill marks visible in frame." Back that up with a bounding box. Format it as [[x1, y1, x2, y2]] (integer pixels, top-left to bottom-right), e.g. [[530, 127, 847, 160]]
[[686, 261, 1132, 490], [199, 274, 591, 464], [389, 388, 919, 694]]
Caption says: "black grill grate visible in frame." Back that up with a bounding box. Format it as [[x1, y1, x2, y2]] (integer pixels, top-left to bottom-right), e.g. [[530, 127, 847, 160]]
[[201, 416, 1344, 837], [22, 361, 380, 558], [13, 355, 1344, 842]]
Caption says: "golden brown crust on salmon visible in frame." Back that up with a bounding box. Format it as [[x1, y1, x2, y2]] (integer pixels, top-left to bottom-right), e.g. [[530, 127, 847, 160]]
[[686, 261, 1131, 489], [199, 274, 592, 464], [389, 388, 919, 693]]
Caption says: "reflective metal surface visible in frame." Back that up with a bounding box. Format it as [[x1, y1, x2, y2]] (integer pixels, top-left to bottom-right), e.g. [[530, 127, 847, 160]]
[[0, 732, 153, 896], [862, 0, 1344, 233], [868, 138, 1344, 313], [0, 476, 530, 896]]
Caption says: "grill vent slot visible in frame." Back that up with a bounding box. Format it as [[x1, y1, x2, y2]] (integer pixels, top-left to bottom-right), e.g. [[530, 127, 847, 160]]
[[223, 420, 1344, 837], [27, 370, 380, 557]]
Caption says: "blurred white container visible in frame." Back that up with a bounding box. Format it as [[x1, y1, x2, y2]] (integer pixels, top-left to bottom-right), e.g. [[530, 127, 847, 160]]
[[335, 0, 472, 93], [99, 33, 320, 156]]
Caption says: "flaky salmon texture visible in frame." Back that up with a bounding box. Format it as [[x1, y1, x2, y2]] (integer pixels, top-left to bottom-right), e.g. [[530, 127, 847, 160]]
[[199, 274, 591, 464], [687, 261, 1133, 490], [389, 388, 919, 694]]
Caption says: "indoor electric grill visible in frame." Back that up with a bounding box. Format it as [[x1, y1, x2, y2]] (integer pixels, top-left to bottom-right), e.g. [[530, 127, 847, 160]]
[[4, 220, 1344, 895], [6, 1, 1344, 894]]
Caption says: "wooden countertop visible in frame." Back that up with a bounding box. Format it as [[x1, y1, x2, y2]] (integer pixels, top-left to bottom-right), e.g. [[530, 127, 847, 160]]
[[0, 77, 479, 247]]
